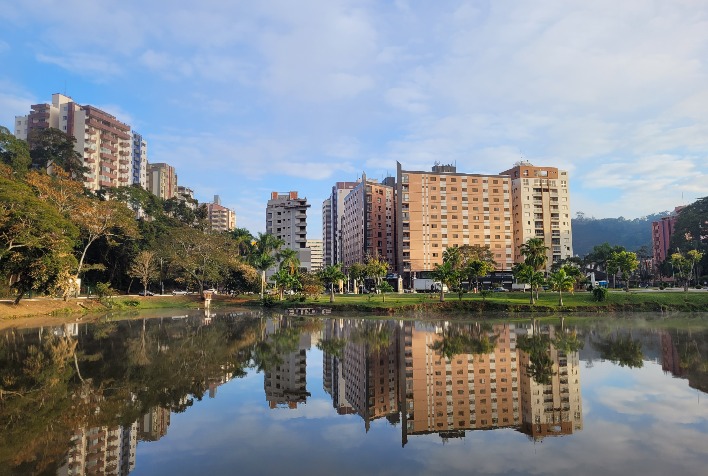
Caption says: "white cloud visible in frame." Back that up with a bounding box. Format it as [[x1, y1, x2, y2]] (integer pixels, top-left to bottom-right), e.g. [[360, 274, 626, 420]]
[[36, 53, 122, 80]]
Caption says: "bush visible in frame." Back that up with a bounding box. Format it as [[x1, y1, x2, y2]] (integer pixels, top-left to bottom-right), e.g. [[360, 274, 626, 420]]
[[593, 287, 608, 302], [262, 295, 277, 307]]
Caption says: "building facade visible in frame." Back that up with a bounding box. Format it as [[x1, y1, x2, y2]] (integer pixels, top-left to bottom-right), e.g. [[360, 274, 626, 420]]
[[341, 175, 396, 270], [147, 162, 177, 200], [500, 161, 573, 270], [15, 93, 133, 191], [207, 195, 236, 232], [307, 239, 324, 271], [131, 132, 148, 188], [266, 191, 311, 271], [651, 207, 684, 265], [322, 182, 359, 267], [396, 162, 514, 281]]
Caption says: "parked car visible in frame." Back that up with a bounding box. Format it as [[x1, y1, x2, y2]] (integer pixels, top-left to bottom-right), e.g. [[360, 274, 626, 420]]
[[138, 290, 154, 296], [171, 289, 189, 295], [492, 287, 509, 292]]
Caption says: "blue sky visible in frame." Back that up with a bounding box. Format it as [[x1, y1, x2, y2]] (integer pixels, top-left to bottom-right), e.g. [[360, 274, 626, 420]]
[[1, 0, 707, 237]]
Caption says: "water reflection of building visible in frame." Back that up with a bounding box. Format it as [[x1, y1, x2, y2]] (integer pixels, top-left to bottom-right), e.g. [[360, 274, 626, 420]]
[[320, 319, 584, 445], [58, 423, 137, 476], [400, 322, 520, 446], [264, 319, 312, 409], [138, 407, 171, 442], [322, 319, 356, 415], [517, 324, 583, 440], [343, 320, 400, 431]]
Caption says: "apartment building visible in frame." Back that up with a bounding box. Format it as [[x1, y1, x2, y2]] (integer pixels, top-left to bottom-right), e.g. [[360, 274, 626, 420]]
[[131, 132, 148, 188], [206, 195, 236, 232], [651, 206, 684, 264], [147, 162, 177, 200], [266, 191, 311, 271], [322, 182, 359, 267], [341, 175, 396, 271], [396, 162, 513, 281], [15, 93, 133, 191], [500, 162, 573, 270], [307, 239, 324, 271]]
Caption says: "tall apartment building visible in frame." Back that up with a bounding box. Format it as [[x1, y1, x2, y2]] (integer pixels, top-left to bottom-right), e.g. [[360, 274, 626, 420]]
[[396, 162, 514, 281], [500, 162, 573, 270], [15, 93, 133, 191], [206, 195, 236, 232], [322, 182, 359, 267], [341, 175, 396, 270], [307, 239, 324, 271], [147, 162, 177, 200], [58, 423, 137, 476], [651, 207, 684, 264], [131, 132, 148, 188], [266, 191, 311, 271]]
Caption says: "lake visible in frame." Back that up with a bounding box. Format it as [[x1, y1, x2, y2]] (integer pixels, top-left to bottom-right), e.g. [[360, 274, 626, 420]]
[[1, 310, 707, 475]]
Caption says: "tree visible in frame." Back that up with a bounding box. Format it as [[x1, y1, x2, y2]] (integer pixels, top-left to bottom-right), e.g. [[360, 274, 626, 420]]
[[431, 261, 457, 302], [0, 127, 31, 176], [377, 281, 394, 302], [607, 250, 639, 291], [520, 237, 549, 272], [230, 227, 254, 257], [547, 268, 575, 306], [27, 128, 88, 180], [162, 227, 234, 296], [515, 264, 545, 304], [669, 197, 708, 275], [270, 268, 299, 300], [671, 250, 704, 291], [319, 264, 345, 303], [278, 247, 301, 275], [364, 255, 388, 288], [464, 260, 496, 295], [129, 251, 158, 296], [248, 233, 284, 298], [348, 262, 366, 294]]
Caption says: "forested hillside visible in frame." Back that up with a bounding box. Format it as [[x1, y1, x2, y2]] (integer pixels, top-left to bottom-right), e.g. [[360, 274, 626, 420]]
[[571, 212, 670, 257]]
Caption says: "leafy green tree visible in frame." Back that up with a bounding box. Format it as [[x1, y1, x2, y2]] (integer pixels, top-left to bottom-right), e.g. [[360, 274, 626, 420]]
[[348, 262, 366, 294], [270, 268, 299, 300], [547, 268, 575, 306], [607, 250, 639, 291], [230, 227, 255, 257], [591, 333, 644, 368], [319, 264, 345, 303], [0, 127, 31, 176], [364, 254, 388, 287], [669, 197, 708, 273], [377, 281, 394, 302], [248, 233, 284, 298], [27, 128, 88, 180], [671, 250, 704, 291]]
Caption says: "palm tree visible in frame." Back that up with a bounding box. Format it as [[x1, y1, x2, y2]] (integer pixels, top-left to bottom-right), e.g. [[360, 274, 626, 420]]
[[547, 268, 575, 306], [515, 264, 545, 304], [230, 227, 254, 257], [319, 264, 346, 303], [270, 268, 298, 300], [431, 261, 457, 302], [520, 237, 549, 272], [278, 247, 301, 275], [248, 232, 284, 298]]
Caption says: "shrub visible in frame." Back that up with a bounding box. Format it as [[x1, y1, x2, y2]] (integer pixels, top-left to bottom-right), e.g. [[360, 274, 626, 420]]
[[262, 295, 277, 307], [593, 287, 608, 302]]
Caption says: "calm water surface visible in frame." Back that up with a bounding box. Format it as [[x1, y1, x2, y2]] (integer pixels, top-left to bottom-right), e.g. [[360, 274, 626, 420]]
[[1, 310, 707, 476]]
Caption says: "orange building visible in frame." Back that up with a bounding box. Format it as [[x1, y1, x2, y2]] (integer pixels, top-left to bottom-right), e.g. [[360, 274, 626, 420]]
[[396, 162, 514, 280]]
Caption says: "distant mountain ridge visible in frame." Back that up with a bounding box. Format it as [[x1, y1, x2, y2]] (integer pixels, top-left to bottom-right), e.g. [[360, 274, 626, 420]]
[[571, 212, 671, 257]]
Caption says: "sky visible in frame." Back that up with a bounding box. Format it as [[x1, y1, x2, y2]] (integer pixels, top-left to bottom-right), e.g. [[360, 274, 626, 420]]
[[1, 0, 707, 238]]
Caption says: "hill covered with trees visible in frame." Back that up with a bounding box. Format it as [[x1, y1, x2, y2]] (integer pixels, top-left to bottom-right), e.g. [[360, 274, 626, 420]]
[[571, 212, 671, 257]]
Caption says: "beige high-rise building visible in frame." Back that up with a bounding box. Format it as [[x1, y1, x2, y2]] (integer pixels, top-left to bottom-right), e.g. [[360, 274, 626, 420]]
[[207, 195, 236, 232], [266, 191, 311, 271], [500, 162, 573, 270], [147, 162, 178, 200], [307, 239, 324, 271], [15, 93, 133, 191], [396, 162, 514, 281]]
